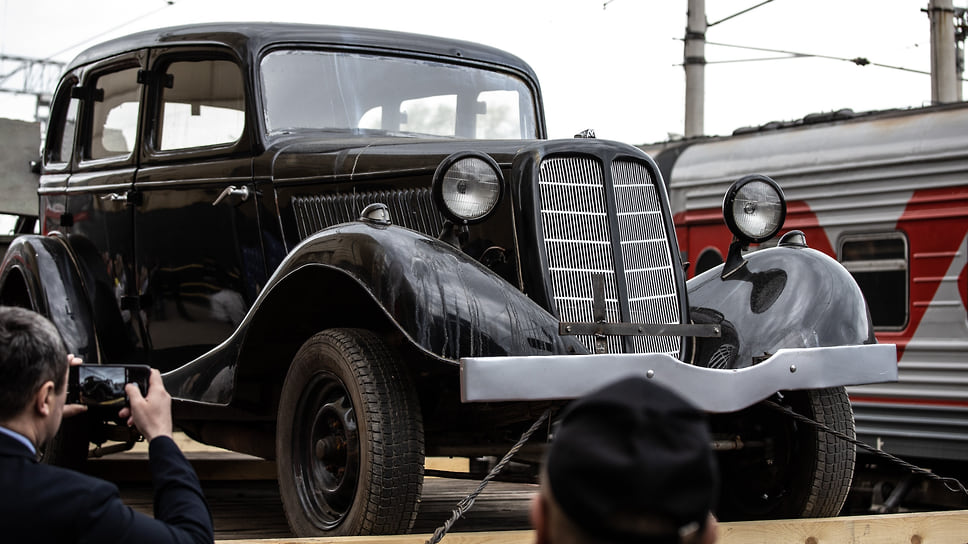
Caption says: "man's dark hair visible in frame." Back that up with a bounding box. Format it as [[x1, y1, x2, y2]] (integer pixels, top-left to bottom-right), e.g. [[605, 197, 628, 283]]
[[0, 307, 68, 419]]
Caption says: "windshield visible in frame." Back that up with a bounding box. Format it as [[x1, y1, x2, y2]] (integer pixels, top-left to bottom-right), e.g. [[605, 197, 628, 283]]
[[261, 50, 538, 139]]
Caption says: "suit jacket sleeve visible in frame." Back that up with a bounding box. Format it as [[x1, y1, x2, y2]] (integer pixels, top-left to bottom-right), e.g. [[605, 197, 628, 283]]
[[146, 435, 214, 543], [81, 436, 214, 544]]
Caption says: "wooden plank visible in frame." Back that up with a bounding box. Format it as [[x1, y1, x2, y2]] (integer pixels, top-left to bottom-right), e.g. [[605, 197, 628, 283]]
[[93, 432, 465, 482], [215, 531, 534, 544], [87, 453, 276, 482], [214, 510, 968, 544], [118, 476, 536, 540], [716, 509, 968, 543]]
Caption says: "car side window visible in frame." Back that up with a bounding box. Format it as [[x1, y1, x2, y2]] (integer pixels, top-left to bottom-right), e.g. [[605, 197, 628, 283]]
[[158, 59, 245, 151], [839, 232, 908, 329], [45, 76, 80, 165], [475, 90, 521, 139], [400, 94, 456, 136], [89, 67, 141, 160], [59, 99, 79, 163]]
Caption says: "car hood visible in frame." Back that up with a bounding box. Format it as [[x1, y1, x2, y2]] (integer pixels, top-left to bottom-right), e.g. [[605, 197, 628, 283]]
[[262, 136, 536, 182]]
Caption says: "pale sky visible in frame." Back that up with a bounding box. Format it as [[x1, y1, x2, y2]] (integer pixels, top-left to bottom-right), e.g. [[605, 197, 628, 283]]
[[0, 0, 962, 145]]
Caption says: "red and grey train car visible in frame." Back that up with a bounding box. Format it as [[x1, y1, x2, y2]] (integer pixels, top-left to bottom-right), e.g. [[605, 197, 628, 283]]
[[648, 103, 968, 463]]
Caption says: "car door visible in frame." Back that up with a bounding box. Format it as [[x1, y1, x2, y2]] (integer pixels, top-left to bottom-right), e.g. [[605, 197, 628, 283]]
[[132, 47, 265, 371], [63, 51, 150, 362]]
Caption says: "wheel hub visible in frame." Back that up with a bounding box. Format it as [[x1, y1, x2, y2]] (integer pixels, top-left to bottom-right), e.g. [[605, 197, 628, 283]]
[[315, 435, 346, 466]]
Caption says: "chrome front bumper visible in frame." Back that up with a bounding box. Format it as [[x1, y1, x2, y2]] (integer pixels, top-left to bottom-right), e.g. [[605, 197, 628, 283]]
[[460, 344, 898, 413]]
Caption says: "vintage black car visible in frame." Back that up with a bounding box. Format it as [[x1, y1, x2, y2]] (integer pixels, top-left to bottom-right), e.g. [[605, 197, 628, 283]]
[[0, 23, 896, 536]]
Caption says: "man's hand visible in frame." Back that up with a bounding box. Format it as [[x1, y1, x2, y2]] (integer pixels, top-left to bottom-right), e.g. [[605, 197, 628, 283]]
[[63, 354, 88, 418], [118, 369, 173, 443]]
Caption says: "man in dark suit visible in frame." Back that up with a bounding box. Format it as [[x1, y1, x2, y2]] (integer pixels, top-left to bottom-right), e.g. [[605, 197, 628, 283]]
[[0, 306, 214, 543]]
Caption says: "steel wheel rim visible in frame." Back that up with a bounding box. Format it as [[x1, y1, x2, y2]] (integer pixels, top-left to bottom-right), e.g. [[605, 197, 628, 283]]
[[291, 370, 361, 530]]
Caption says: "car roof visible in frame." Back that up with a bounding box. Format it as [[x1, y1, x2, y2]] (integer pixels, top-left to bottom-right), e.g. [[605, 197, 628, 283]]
[[65, 22, 540, 84]]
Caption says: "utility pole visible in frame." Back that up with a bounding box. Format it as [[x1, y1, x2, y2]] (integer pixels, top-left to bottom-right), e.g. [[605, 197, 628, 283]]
[[683, 0, 706, 138], [927, 0, 961, 102]]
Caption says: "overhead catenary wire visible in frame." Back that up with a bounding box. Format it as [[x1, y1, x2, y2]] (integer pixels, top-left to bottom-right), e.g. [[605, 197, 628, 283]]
[[674, 37, 967, 80], [707, 0, 777, 28], [41, 1, 175, 62]]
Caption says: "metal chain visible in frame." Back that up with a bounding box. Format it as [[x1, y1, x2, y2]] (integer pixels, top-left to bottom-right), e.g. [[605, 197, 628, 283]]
[[425, 406, 554, 544], [763, 399, 968, 497]]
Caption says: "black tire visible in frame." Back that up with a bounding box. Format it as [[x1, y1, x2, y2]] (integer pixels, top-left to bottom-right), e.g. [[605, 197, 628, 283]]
[[0, 292, 90, 469], [716, 386, 856, 520], [276, 328, 424, 536]]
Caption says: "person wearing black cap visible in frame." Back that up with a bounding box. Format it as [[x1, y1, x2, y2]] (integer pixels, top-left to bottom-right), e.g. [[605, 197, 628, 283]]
[[530, 376, 719, 544]]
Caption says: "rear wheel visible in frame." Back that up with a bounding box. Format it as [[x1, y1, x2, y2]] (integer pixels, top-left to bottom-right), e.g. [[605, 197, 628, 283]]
[[276, 328, 424, 536], [716, 386, 856, 519], [0, 280, 90, 469]]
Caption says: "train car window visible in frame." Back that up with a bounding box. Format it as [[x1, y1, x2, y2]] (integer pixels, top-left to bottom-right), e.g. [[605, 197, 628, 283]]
[[839, 233, 908, 329]]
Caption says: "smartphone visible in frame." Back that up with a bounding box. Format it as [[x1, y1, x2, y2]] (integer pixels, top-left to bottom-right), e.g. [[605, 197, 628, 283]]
[[68, 364, 150, 407]]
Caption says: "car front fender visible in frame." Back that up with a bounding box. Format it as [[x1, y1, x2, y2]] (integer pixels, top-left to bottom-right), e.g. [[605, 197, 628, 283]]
[[273, 221, 584, 360], [686, 244, 876, 369], [164, 221, 585, 405]]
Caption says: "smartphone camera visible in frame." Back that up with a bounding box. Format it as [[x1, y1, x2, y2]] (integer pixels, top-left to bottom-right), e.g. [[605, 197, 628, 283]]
[[68, 364, 150, 407]]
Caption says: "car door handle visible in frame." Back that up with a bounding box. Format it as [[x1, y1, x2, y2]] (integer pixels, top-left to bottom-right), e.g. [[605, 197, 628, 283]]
[[100, 192, 128, 202], [213, 185, 251, 206]]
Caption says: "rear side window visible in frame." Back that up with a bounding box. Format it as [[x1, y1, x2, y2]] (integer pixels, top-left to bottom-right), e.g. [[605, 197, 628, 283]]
[[839, 233, 908, 329], [59, 100, 79, 163], [89, 67, 141, 160], [45, 76, 80, 165], [400, 94, 456, 136], [158, 59, 245, 151], [475, 90, 523, 139]]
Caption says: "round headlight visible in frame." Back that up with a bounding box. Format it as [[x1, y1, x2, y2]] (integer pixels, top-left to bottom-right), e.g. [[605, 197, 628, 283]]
[[722, 174, 786, 243], [433, 152, 504, 224]]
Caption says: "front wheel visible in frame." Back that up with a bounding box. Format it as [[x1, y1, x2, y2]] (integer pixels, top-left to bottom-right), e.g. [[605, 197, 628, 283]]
[[276, 328, 424, 536], [715, 386, 856, 520]]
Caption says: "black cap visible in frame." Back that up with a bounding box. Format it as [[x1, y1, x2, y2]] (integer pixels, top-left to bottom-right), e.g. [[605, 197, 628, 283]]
[[545, 376, 718, 543]]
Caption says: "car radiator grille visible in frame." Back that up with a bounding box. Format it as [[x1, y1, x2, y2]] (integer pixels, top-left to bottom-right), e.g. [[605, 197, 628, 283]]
[[537, 156, 681, 355], [292, 188, 445, 239]]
